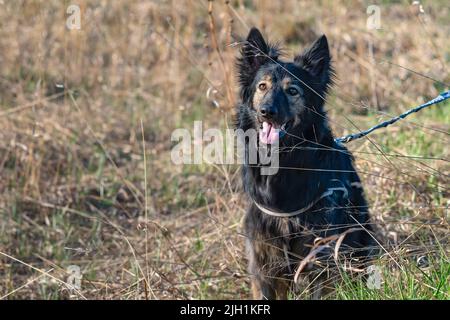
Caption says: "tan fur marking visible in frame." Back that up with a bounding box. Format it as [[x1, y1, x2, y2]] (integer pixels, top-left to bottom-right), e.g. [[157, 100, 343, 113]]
[[281, 77, 292, 89], [252, 75, 273, 110], [280, 77, 303, 114]]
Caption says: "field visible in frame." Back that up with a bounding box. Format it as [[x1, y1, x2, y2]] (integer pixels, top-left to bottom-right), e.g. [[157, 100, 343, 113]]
[[0, 0, 449, 299]]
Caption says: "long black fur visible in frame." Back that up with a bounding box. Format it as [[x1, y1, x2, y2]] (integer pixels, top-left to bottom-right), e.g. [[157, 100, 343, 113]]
[[236, 28, 377, 299]]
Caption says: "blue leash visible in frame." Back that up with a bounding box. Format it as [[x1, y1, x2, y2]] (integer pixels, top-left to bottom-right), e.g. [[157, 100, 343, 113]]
[[335, 90, 450, 144]]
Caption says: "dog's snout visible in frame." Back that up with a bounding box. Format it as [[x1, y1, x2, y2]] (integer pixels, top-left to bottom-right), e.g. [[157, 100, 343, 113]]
[[259, 105, 277, 118]]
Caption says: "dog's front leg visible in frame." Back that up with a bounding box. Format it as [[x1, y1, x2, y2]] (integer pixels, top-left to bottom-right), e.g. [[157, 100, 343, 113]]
[[250, 277, 276, 300], [246, 239, 277, 299]]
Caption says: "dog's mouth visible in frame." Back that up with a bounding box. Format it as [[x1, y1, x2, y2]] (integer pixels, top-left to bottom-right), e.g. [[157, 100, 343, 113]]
[[258, 120, 292, 145]]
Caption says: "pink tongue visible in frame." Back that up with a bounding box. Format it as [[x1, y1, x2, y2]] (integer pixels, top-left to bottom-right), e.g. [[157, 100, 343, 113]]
[[259, 121, 279, 144]]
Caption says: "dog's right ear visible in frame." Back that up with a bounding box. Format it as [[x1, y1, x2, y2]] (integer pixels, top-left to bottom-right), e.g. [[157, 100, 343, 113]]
[[294, 35, 332, 90], [237, 28, 271, 100]]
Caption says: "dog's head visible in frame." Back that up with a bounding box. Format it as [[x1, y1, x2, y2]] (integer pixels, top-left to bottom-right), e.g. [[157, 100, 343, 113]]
[[237, 27, 334, 145]]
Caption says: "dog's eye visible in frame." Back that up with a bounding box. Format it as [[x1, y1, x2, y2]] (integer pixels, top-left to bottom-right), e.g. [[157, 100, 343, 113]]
[[258, 82, 267, 91], [287, 87, 299, 96]]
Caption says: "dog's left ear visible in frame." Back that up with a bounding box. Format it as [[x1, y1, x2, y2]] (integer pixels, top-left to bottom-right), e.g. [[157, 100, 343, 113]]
[[294, 35, 332, 88]]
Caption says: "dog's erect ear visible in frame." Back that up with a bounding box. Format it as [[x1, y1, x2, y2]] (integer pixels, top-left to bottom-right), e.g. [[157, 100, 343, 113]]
[[237, 28, 274, 100], [294, 35, 332, 87], [242, 28, 269, 70]]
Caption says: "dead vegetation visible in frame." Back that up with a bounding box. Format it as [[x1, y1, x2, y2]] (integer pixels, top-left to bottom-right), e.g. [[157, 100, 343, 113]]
[[0, 0, 448, 299]]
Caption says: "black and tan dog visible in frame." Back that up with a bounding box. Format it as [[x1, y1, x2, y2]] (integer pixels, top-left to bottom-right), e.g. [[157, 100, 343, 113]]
[[236, 28, 377, 299]]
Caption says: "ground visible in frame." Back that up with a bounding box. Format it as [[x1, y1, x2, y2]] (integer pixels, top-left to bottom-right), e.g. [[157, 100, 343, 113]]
[[0, 0, 448, 299]]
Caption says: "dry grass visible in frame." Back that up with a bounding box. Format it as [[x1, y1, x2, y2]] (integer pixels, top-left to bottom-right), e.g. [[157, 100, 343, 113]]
[[0, 0, 448, 299]]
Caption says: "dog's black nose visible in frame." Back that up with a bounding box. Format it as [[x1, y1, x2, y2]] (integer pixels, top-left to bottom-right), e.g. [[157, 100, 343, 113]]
[[259, 106, 277, 118]]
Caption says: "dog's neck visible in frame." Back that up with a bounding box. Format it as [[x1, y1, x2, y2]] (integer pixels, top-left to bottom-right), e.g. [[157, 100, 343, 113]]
[[242, 119, 337, 213]]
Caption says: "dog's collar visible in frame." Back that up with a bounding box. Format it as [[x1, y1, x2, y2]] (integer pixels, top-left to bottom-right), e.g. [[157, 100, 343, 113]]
[[252, 180, 349, 218]]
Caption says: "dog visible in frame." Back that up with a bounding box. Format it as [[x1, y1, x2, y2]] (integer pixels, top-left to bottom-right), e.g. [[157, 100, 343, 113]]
[[235, 27, 377, 299]]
